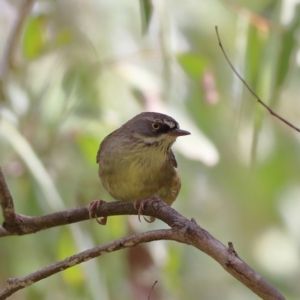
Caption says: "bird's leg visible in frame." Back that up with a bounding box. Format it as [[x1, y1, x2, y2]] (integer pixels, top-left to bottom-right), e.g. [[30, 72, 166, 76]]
[[88, 200, 107, 225], [133, 198, 155, 223], [133, 195, 161, 223]]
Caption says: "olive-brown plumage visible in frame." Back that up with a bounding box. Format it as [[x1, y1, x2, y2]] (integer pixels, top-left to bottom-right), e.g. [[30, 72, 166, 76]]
[[90, 112, 190, 224]]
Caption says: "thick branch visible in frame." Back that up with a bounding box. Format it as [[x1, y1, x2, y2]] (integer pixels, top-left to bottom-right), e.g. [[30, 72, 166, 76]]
[[0, 201, 137, 236], [0, 201, 286, 300], [0, 167, 16, 224], [0, 171, 285, 299]]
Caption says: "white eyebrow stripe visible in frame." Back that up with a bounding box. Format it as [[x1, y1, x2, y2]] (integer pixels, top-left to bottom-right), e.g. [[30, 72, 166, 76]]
[[163, 119, 176, 128]]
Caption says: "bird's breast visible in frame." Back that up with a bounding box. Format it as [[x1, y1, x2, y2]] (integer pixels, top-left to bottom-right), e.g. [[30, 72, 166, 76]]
[[98, 146, 177, 203]]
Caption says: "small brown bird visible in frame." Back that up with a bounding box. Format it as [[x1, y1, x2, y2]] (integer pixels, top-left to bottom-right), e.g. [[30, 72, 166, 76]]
[[89, 112, 190, 224]]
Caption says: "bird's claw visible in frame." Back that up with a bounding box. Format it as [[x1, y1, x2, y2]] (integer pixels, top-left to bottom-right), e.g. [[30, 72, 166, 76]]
[[134, 197, 160, 223], [88, 200, 107, 225], [143, 216, 156, 223]]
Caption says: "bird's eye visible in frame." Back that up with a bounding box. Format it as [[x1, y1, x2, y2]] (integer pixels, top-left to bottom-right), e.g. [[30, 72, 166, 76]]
[[151, 123, 160, 130]]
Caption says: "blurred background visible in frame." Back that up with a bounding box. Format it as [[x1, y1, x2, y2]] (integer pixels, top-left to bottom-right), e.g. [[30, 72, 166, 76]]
[[1, 0, 300, 299]]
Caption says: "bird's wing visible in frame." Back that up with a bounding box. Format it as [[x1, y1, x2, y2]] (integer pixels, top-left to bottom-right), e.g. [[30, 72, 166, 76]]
[[96, 131, 119, 164], [170, 149, 178, 168], [96, 147, 101, 163], [96, 135, 110, 164]]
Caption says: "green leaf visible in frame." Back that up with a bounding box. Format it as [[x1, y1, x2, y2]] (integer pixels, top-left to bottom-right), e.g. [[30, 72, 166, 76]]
[[23, 15, 47, 59], [276, 7, 300, 89], [55, 29, 73, 46], [76, 135, 100, 166], [58, 228, 85, 285], [246, 26, 266, 87], [139, 0, 153, 34], [62, 64, 99, 111], [177, 53, 208, 80]]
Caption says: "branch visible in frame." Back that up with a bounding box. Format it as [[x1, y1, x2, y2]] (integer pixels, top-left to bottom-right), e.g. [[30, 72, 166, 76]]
[[0, 170, 285, 299], [0, 167, 16, 225], [215, 26, 300, 133], [0, 229, 176, 300], [148, 280, 158, 300], [0, 199, 139, 237]]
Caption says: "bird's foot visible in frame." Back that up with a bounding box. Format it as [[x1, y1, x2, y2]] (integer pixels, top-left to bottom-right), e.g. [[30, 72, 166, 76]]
[[88, 200, 107, 225], [133, 196, 161, 223]]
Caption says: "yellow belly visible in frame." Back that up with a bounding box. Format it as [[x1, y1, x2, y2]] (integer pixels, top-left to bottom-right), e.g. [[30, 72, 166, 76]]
[[98, 152, 180, 206]]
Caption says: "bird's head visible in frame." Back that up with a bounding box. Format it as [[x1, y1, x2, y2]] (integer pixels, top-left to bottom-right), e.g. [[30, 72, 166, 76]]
[[124, 112, 190, 151]]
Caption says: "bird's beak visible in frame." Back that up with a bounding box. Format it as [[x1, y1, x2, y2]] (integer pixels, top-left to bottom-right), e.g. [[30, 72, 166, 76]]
[[168, 128, 191, 137]]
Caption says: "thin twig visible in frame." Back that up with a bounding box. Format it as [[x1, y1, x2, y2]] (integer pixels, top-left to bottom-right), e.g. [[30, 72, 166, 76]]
[[148, 280, 158, 300], [215, 26, 300, 133]]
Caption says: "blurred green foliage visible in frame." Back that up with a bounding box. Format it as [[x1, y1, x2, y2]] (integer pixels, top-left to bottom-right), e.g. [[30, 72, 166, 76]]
[[1, 0, 300, 299]]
